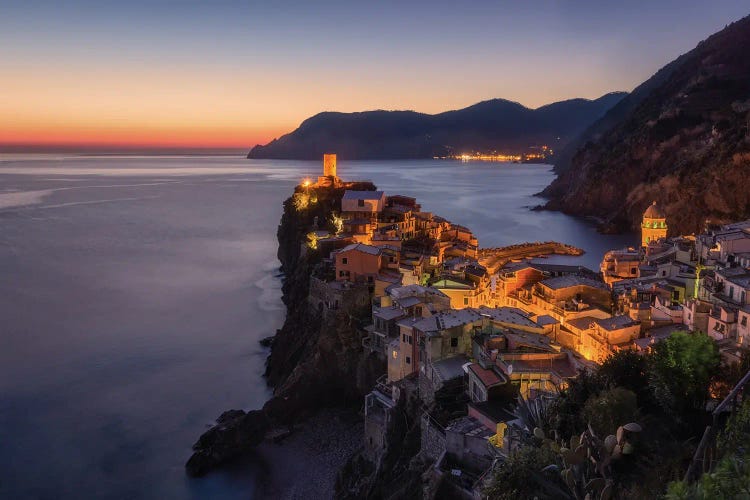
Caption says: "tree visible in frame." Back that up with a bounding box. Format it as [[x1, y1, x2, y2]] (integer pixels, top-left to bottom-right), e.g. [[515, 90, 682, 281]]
[[582, 387, 639, 437], [551, 369, 603, 438], [718, 398, 750, 460], [648, 332, 720, 419], [483, 445, 568, 500], [598, 350, 653, 410]]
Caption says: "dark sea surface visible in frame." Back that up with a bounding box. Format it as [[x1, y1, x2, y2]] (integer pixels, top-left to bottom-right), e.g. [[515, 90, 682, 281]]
[[0, 155, 634, 499]]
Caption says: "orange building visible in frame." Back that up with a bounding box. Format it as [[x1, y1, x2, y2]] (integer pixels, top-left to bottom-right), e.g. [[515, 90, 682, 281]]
[[335, 243, 383, 283]]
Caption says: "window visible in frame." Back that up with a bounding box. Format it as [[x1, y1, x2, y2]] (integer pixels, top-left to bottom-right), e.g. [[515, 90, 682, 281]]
[[405, 356, 411, 365], [729, 286, 735, 299], [358, 199, 365, 207], [342, 257, 348, 264], [450, 337, 458, 347], [742, 316, 748, 327], [463, 297, 469, 306], [631, 267, 637, 275]]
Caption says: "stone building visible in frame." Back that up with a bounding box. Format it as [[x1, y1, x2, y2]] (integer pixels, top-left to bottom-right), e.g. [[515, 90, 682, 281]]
[[641, 201, 668, 247]]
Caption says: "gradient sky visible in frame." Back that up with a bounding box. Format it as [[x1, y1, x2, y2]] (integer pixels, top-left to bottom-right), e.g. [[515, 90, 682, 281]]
[[1, 1, 748, 149]]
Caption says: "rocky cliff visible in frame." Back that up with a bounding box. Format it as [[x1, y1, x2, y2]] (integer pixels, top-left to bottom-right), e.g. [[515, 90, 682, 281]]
[[247, 93, 626, 160], [186, 182, 384, 476], [543, 16, 750, 235]]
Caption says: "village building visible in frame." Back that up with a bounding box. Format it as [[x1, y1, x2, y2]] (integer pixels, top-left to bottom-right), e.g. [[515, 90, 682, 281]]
[[738, 306, 750, 346], [682, 298, 712, 333], [520, 275, 612, 326], [601, 248, 641, 285], [641, 200, 668, 247], [334, 243, 382, 283], [566, 315, 641, 363], [367, 284, 451, 358]]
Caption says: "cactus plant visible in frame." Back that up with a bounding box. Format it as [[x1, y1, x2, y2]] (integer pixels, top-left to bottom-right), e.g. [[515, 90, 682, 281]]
[[554, 421, 642, 499]]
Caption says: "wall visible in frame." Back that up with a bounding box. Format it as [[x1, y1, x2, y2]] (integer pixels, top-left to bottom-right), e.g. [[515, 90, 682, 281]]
[[420, 413, 446, 462]]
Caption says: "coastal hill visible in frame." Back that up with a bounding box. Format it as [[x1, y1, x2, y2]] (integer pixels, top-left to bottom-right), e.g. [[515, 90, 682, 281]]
[[543, 15, 750, 235], [247, 93, 626, 160]]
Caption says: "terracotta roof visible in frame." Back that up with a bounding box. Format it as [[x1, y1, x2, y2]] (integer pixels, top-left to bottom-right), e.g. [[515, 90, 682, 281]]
[[468, 363, 505, 388]]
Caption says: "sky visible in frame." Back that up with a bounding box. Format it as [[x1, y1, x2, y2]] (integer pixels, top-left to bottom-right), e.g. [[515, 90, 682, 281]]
[[1, 0, 748, 150]]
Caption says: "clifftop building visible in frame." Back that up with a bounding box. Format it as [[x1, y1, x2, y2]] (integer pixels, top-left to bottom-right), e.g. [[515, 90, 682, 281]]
[[316, 153, 339, 186], [642, 201, 668, 247]]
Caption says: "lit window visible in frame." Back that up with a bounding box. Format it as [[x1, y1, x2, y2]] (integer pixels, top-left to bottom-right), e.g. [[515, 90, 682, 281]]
[[392, 350, 398, 359]]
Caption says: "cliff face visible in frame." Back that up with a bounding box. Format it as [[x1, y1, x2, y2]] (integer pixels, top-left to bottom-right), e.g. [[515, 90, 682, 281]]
[[247, 93, 626, 160], [187, 182, 384, 476], [266, 182, 385, 399], [543, 16, 750, 235]]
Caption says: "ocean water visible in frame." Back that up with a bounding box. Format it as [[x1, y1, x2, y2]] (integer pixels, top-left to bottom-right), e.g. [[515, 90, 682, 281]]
[[0, 155, 634, 499]]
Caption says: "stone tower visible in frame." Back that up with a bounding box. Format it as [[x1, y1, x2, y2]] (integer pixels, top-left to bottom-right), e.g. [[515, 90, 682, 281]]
[[641, 200, 668, 247], [323, 154, 337, 178]]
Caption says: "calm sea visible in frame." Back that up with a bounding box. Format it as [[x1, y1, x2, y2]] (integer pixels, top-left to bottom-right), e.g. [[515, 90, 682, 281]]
[[0, 155, 634, 499]]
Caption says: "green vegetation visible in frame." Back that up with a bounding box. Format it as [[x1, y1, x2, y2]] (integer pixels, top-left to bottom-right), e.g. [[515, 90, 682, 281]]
[[666, 399, 750, 499], [483, 332, 739, 499]]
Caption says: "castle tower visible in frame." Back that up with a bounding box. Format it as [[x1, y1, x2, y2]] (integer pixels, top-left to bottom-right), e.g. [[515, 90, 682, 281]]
[[641, 200, 668, 247], [323, 154, 337, 178]]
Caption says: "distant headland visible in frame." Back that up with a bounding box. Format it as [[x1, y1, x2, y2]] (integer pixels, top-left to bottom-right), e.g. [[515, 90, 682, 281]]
[[246, 93, 626, 160]]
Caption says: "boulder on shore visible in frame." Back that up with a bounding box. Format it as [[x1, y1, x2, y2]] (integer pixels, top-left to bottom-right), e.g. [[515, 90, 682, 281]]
[[185, 409, 270, 477]]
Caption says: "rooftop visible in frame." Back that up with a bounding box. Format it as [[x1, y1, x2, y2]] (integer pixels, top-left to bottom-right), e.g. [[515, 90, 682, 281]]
[[415, 308, 485, 334], [445, 415, 495, 439], [469, 400, 516, 424], [477, 306, 539, 329], [342, 190, 385, 200], [595, 315, 639, 331], [468, 363, 506, 388], [373, 305, 405, 321], [566, 316, 598, 331], [504, 357, 577, 379], [339, 243, 381, 255], [432, 355, 470, 382], [535, 314, 559, 326], [643, 200, 666, 219], [539, 275, 608, 291]]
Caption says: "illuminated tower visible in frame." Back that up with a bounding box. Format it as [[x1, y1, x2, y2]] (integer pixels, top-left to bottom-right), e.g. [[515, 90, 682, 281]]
[[323, 154, 337, 178], [641, 201, 668, 247]]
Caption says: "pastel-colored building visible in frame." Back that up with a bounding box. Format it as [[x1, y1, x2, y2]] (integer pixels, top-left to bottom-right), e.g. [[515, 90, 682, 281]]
[[341, 190, 386, 216], [334, 243, 382, 282], [601, 248, 641, 285], [739, 306, 750, 346]]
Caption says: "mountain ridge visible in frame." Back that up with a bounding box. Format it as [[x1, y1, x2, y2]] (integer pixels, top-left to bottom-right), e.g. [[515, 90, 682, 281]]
[[542, 15, 750, 235], [247, 93, 626, 160]]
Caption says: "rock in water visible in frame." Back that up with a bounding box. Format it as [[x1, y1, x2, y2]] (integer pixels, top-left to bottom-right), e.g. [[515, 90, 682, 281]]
[[185, 409, 270, 477]]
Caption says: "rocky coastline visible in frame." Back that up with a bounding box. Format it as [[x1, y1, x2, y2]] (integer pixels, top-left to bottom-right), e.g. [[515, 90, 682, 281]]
[[185, 179, 590, 492], [186, 180, 383, 478]]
